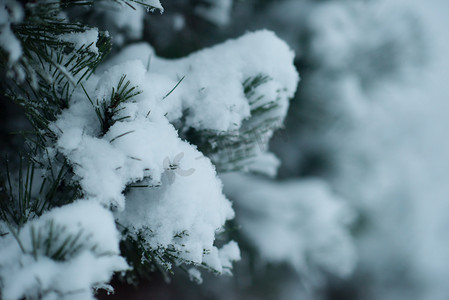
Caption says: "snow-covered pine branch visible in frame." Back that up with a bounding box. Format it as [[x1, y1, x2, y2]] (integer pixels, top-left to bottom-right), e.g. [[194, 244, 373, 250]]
[[50, 29, 298, 282], [0, 1, 299, 298]]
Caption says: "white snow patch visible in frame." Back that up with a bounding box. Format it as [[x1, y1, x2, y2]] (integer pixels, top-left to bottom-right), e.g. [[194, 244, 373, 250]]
[[0, 201, 128, 300], [221, 173, 356, 281], [59, 28, 99, 54], [0, 1, 23, 63]]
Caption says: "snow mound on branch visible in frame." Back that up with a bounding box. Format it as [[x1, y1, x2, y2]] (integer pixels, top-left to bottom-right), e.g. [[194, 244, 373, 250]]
[[101, 30, 298, 175], [49, 30, 298, 273], [112, 123, 236, 264], [103, 30, 299, 132], [52, 71, 237, 271], [59, 28, 99, 54], [141, 0, 164, 12], [221, 173, 356, 281], [0, 201, 128, 300]]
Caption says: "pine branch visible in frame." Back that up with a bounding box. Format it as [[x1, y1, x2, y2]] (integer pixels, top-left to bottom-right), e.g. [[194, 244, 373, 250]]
[[184, 74, 286, 172], [27, 219, 101, 262], [82, 74, 142, 136], [1, 2, 112, 149], [0, 153, 82, 228], [118, 227, 223, 285], [122, 0, 164, 12]]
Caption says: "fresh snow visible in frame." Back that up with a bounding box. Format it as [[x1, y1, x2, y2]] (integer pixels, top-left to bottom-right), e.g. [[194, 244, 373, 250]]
[[0, 1, 23, 63], [0, 201, 128, 300], [0, 0, 301, 294], [48, 29, 297, 278], [221, 173, 356, 281], [101, 30, 298, 132], [59, 28, 100, 54]]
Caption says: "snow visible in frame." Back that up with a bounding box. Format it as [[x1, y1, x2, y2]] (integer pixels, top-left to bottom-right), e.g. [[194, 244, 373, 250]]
[[195, 0, 233, 27], [306, 1, 424, 79], [218, 241, 241, 275], [1, 0, 301, 291], [5, 0, 449, 298], [0, 201, 128, 300], [188, 267, 203, 284], [141, 0, 164, 13], [102, 30, 298, 132], [97, 1, 146, 45], [113, 124, 235, 264], [91, 0, 163, 46], [265, 0, 449, 298], [0, 0, 23, 64], [59, 28, 99, 54], [221, 173, 356, 281], [98, 31, 298, 174], [48, 29, 298, 276]]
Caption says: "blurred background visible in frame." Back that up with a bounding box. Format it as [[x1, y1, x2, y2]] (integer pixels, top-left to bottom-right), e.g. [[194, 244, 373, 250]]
[[4, 0, 449, 299]]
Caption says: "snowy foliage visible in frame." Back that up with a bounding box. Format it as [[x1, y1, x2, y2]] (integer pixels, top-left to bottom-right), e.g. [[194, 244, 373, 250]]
[[9, 0, 448, 299], [0, 1, 300, 298], [222, 173, 356, 281], [0, 201, 128, 300], [49, 29, 296, 279], [264, 0, 449, 299], [58, 28, 100, 55]]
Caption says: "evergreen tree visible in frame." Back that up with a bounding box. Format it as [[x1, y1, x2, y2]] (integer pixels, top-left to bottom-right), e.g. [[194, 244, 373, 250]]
[[0, 0, 298, 299], [6, 1, 447, 300]]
